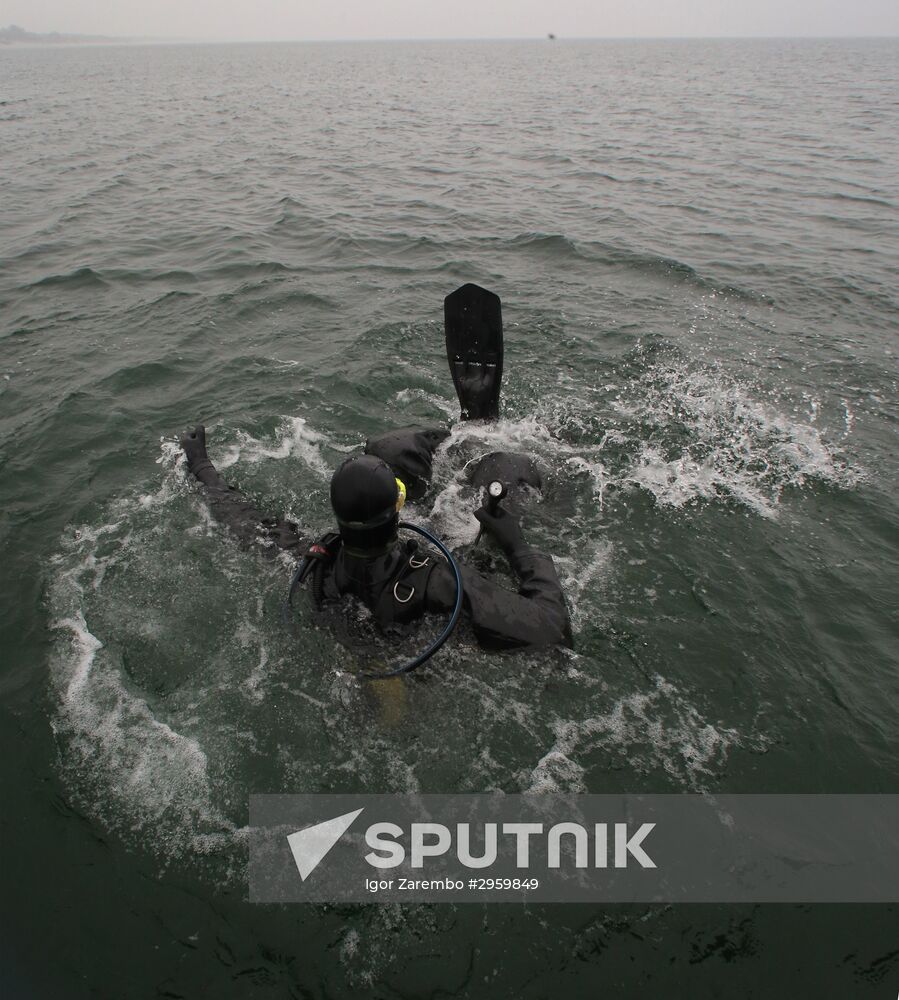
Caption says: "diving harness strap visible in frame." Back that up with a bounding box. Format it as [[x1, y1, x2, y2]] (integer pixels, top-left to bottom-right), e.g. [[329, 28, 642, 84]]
[[285, 531, 341, 613], [283, 523, 463, 680]]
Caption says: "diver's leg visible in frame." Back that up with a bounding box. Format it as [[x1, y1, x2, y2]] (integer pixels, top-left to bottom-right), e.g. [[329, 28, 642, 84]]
[[444, 283, 503, 421], [364, 426, 449, 501]]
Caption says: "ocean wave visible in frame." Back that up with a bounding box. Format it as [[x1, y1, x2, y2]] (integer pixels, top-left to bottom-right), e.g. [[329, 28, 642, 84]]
[[28, 265, 108, 290], [523, 676, 750, 793], [612, 354, 861, 517], [46, 479, 245, 864], [496, 231, 761, 299], [216, 415, 332, 478]]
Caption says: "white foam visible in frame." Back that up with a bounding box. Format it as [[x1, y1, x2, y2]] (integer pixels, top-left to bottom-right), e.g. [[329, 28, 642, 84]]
[[240, 597, 271, 703], [49, 602, 235, 857], [528, 748, 587, 793], [439, 413, 561, 455], [155, 437, 185, 470], [217, 416, 330, 477], [48, 487, 242, 863], [565, 454, 613, 511], [611, 360, 859, 518], [841, 399, 855, 437], [556, 538, 614, 620], [241, 643, 270, 704], [55, 611, 103, 701], [426, 477, 479, 548], [522, 677, 747, 793], [340, 928, 361, 964]]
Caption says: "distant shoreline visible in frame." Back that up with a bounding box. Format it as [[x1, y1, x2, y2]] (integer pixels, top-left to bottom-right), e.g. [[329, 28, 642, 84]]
[[1, 25, 135, 45], [2, 25, 896, 47], [0, 24, 188, 45]]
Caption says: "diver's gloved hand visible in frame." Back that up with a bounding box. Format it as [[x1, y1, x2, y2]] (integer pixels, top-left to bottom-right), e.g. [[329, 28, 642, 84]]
[[474, 504, 526, 556], [180, 425, 213, 475]]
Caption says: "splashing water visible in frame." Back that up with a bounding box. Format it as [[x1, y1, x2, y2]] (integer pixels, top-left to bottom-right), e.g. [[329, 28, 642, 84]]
[[615, 359, 860, 517], [217, 416, 332, 478], [523, 676, 753, 794], [44, 344, 854, 874]]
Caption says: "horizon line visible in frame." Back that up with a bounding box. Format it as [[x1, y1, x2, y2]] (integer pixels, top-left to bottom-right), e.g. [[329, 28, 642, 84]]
[[4, 32, 899, 46]]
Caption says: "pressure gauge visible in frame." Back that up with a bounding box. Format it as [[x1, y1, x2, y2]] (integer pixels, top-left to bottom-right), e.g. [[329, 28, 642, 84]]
[[486, 480, 507, 512]]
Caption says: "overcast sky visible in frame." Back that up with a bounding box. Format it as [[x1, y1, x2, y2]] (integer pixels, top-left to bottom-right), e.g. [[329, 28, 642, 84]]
[[5, 0, 899, 41]]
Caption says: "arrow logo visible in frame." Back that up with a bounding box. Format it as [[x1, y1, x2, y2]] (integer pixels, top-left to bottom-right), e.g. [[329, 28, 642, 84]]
[[286, 808, 364, 881]]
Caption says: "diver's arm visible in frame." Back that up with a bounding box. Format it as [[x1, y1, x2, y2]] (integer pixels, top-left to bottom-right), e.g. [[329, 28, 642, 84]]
[[424, 508, 572, 650], [475, 520, 572, 649], [504, 546, 572, 641], [180, 425, 305, 556]]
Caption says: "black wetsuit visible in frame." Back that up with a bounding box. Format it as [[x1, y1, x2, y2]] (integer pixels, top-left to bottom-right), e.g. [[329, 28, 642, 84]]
[[183, 426, 572, 651]]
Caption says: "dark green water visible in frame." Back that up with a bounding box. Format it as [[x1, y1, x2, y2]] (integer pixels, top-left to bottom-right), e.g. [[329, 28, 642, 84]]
[[1, 38, 897, 998]]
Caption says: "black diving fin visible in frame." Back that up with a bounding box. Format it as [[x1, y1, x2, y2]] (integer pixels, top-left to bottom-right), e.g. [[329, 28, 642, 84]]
[[444, 283, 503, 421]]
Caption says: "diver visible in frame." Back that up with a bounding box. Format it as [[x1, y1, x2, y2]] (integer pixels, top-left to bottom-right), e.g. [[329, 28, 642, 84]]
[[179, 284, 572, 668]]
